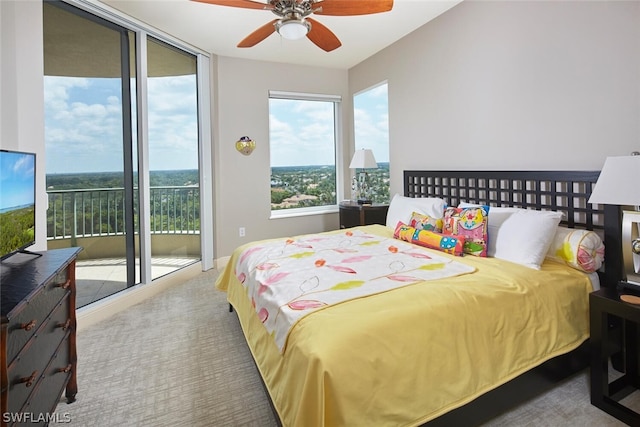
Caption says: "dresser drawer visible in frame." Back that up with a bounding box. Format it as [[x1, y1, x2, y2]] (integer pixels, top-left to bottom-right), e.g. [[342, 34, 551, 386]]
[[1, 248, 81, 427], [16, 337, 72, 427], [5, 297, 71, 415], [5, 270, 70, 365]]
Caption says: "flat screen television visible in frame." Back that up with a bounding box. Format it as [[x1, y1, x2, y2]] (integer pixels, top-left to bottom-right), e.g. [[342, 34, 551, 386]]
[[0, 149, 37, 261]]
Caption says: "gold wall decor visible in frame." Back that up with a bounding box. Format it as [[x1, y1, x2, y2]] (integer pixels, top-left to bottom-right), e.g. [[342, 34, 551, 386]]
[[236, 136, 256, 156]]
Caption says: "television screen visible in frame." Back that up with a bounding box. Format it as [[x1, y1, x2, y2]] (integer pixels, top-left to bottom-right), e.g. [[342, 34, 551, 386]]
[[0, 149, 36, 260]]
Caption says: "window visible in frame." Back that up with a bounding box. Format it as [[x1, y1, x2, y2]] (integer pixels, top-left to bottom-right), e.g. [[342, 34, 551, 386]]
[[353, 82, 390, 203], [269, 91, 341, 214]]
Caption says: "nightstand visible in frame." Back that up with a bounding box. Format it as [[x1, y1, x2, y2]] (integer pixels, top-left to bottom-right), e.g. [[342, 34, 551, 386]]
[[590, 287, 640, 425], [339, 201, 389, 229]]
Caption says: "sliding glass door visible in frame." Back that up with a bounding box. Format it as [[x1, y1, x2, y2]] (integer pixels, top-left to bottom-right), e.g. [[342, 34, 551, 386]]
[[146, 37, 201, 280], [43, 1, 204, 306], [44, 1, 139, 307]]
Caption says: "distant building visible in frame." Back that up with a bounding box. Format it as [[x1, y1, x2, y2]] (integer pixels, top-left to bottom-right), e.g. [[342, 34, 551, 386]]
[[272, 194, 318, 209]]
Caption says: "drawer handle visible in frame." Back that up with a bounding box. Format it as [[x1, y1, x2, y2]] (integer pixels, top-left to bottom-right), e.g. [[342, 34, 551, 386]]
[[58, 319, 71, 331], [56, 364, 72, 374], [20, 320, 37, 331], [57, 280, 71, 290], [17, 371, 38, 387]]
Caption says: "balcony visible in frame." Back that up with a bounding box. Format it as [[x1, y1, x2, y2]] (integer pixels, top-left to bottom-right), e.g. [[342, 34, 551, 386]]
[[47, 186, 201, 307]]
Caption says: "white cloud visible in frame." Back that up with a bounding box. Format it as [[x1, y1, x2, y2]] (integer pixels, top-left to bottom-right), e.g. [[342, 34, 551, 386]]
[[44, 75, 199, 173], [354, 83, 389, 162], [269, 98, 336, 167]]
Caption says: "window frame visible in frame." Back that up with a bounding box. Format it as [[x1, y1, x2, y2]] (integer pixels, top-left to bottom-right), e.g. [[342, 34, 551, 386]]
[[268, 90, 342, 219]]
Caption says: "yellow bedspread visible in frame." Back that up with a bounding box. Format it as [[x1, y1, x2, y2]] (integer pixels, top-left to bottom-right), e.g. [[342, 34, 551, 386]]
[[216, 225, 593, 427]]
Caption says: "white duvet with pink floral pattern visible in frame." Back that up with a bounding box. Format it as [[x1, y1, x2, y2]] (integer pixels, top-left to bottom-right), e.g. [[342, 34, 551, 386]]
[[234, 228, 476, 352]]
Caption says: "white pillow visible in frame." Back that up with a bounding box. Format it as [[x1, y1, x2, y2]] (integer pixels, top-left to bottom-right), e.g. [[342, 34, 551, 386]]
[[492, 209, 563, 269], [386, 194, 446, 228]]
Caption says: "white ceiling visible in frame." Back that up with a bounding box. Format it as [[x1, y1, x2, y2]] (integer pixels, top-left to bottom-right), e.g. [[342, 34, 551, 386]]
[[99, 0, 462, 69]]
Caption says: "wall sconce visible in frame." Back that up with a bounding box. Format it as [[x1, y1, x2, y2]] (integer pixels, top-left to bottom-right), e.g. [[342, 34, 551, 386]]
[[349, 149, 378, 205], [236, 136, 255, 156], [588, 154, 640, 291]]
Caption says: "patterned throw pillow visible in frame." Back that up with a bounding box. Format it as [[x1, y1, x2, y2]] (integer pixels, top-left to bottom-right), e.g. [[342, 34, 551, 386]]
[[393, 221, 466, 256], [409, 211, 444, 233], [546, 227, 605, 273], [442, 206, 490, 257]]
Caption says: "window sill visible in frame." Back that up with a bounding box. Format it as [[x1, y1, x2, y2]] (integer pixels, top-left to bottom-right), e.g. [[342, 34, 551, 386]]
[[270, 206, 339, 220]]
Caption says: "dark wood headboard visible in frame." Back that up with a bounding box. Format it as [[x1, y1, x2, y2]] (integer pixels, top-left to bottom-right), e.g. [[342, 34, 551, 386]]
[[403, 170, 622, 287]]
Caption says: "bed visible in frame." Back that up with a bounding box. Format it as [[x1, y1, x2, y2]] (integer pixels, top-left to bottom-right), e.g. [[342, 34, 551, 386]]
[[216, 170, 618, 427]]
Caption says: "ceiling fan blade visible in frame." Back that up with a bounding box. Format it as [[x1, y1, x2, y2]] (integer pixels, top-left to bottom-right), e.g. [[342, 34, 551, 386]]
[[190, 0, 267, 10], [237, 19, 278, 47], [313, 0, 393, 16], [306, 18, 341, 52]]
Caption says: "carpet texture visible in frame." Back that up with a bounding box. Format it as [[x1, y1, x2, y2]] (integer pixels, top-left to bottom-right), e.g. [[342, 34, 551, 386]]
[[51, 269, 629, 426]]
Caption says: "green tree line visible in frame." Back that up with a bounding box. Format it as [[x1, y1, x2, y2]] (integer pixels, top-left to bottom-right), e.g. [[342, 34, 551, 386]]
[[0, 206, 36, 254], [47, 188, 200, 238]]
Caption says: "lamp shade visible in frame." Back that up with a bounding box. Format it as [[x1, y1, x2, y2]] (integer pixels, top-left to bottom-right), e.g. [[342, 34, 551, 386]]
[[588, 155, 640, 206], [277, 20, 310, 40], [349, 149, 378, 169]]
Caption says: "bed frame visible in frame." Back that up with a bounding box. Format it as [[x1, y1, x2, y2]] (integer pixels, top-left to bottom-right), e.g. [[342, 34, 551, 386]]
[[240, 169, 623, 427], [403, 170, 622, 426]]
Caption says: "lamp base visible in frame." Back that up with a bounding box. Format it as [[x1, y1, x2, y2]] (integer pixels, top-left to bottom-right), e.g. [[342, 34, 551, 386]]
[[357, 199, 372, 205]]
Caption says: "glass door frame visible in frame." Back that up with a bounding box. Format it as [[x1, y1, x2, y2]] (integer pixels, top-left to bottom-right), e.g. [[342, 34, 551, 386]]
[[47, 0, 139, 288], [54, 0, 214, 285]]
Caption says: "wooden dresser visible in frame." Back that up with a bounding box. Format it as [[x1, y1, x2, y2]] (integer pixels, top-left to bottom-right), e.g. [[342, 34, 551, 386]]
[[1, 247, 81, 426]]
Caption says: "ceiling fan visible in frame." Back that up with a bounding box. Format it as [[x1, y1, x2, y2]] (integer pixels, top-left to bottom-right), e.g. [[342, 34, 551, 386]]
[[192, 0, 394, 52]]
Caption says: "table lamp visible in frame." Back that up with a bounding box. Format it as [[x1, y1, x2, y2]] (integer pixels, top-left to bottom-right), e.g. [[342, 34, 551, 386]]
[[349, 149, 378, 205], [588, 154, 640, 291]]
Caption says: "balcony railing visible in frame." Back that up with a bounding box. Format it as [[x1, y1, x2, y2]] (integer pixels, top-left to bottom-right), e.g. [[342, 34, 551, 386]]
[[47, 186, 200, 239]]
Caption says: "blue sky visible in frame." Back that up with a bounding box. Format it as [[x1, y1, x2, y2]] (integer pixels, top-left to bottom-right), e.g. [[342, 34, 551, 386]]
[[354, 83, 389, 164], [44, 75, 199, 174], [45, 76, 388, 172], [269, 98, 337, 167], [269, 83, 389, 167], [0, 151, 35, 210]]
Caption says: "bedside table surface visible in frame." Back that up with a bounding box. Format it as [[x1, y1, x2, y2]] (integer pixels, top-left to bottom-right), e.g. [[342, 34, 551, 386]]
[[591, 287, 640, 322], [339, 201, 389, 209]]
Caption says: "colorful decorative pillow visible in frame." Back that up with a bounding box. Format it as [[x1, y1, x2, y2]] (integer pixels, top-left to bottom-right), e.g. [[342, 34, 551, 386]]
[[409, 211, 444, 233], [459, 203, 521, 257], [442, 206, 490, 257], [386, 194, 446, 229], [393, 221, 417, 243], [546, 227, 605, 273], [393, 221, 466, 256]]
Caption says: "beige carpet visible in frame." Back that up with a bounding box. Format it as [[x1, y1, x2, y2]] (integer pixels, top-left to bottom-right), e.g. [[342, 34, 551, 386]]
[[51, 269, 630, 427]]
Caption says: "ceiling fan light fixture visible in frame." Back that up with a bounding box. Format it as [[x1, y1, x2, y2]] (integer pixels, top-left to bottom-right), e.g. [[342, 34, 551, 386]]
[[277, 19, 310, 40]]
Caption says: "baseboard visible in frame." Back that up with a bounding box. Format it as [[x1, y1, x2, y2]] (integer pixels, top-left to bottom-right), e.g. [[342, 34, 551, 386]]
[[216, 256, 230, 270], [76, 261, 203, 332]]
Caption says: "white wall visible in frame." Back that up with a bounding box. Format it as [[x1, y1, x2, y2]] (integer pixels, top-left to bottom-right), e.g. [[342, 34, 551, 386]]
[[349, 0, 640, 197], [213, 56, 348, 257], [1, 0, 47, 251]]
